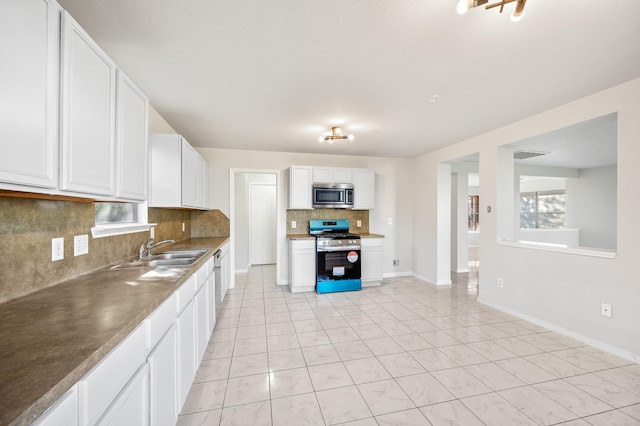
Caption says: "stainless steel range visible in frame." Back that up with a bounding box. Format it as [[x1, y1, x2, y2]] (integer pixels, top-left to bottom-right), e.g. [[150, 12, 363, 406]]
[[309, 219, 361, 294]]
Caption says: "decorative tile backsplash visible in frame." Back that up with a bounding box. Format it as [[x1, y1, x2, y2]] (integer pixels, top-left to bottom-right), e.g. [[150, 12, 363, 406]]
[[286, 209, 369, 234], [0, 196, 230, 303]]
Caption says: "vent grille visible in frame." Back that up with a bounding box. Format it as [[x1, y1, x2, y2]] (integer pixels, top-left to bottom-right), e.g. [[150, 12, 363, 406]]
[[514, 150, 549, 160]]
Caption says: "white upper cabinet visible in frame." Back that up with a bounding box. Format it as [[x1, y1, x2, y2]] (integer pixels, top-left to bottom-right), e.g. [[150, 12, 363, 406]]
[[353, 168, 375, 209], [116, 71, 148, 201], [149, 134, 210, 210], [312, 167, 353, 184], [0, 0, 60, 190], [181, 140, 197, 208], [289, 166, 313, 209], [60, 11, 117, 196]]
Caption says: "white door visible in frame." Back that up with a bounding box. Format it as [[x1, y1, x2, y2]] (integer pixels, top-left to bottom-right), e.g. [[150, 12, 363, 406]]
[[249, 183, 276, 265]]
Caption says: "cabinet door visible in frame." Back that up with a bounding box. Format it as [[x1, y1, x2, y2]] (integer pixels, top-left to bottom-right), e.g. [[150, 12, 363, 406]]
[[361, 239, 383, 285], [195, 284, 209, 363], [312, 167, 332, 183], [148, 326, 177, 426], [207, 273, 216, 335], [332, 168, 353, 184], [289, 240, 316, 293], [97, 365, 149, 426], [195, 154, 205, 209], [149, 134, 182, 207], [353, 169, 375, 209], [116, 71, 148, 200], [181, 140, 197, 207], [203, 161, 212, 209], [33, 385, 78, 426], [176, 299, 197, 411], [60, 11, 117, 196], [0, 0, 59, 189], [289, 166, 312, 209]]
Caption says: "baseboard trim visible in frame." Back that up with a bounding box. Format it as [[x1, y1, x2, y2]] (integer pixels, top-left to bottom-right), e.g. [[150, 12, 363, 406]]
[[383, 271, 413, 278], [477, 297, 640, 363]]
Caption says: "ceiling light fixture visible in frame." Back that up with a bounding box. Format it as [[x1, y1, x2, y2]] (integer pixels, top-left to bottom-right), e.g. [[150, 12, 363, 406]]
[[457, 0, 527, 22], [319, 127, 354, 144]]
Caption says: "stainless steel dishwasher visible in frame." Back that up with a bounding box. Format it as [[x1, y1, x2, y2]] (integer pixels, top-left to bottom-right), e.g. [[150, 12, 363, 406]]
[[214, 249, 222, 319]]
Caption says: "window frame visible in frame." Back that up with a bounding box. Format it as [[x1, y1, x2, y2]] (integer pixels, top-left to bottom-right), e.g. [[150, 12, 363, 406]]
[[91, 202, 153, 238]]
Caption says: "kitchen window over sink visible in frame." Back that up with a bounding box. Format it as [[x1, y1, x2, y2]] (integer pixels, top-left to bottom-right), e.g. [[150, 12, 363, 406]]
[[91, 202, 152, 238]]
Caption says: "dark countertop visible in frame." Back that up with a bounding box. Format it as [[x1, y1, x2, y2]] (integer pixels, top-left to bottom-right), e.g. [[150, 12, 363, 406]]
[[0, 237, 229, 426]]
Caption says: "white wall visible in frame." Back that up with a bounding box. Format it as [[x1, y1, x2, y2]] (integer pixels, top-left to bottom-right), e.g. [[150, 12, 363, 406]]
[[566, 165, 617, 250], [412, 78, 640, 360], [195, 148, 414, 285]]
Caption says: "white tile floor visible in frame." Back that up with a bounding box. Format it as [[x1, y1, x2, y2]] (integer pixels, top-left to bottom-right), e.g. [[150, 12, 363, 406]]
[[177, 264, 640, 425]]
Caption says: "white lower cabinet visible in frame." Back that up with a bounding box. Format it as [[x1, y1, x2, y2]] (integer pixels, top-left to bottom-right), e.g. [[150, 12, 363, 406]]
[[361, 238, 384, 287], [78, 324, 146, 425], [289, 239, 316, 293], [195, 283, 209, 364], [33, 385, 78, 426], [176, 298, 197, 411], [34, 253, 223, 425], [97, 365, 149, 426], [148, 325, 177, 426]]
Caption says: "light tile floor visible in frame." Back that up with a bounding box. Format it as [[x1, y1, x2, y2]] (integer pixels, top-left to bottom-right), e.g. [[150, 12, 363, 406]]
[[178, 265, 640, 425]]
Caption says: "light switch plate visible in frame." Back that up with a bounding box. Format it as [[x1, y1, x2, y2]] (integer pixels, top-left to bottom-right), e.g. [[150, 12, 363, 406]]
[[74, 234, 89, 256], [601, 303, 612, 318]]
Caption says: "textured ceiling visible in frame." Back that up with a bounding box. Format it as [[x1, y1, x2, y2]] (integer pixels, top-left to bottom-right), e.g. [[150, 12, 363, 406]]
[[58, 0, 640, 158]]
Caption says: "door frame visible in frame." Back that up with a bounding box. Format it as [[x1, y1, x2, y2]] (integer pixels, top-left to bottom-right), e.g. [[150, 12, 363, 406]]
[[229, 168, 283, 287]]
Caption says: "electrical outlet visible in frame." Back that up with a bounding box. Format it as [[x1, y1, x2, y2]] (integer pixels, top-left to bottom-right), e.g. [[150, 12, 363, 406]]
[[291, 221, 297, 229], [357, 220, 362, 227], [52, 237, 64, 261], [393, 259, 399, 266], [601, 303, 612, 318], [74, 234, 89, 256], [150, 227, 155, 238], [182, 222, 186, 232], [497, 278, 504, 288]]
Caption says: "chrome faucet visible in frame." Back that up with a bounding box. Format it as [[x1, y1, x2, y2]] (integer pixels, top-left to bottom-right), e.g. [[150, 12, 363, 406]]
[[139, 238, 174, 260]]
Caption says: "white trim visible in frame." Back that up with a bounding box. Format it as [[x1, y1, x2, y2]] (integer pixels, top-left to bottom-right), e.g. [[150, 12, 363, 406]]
[[478, 297, 639, 363], [497, 239, 617, 259], [383, 271, 413, 278], [91, 222, 154, 239]]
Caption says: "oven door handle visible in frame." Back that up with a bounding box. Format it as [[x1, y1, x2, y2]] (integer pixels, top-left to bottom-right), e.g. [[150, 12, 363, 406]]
[[317, 245, 361, 252]]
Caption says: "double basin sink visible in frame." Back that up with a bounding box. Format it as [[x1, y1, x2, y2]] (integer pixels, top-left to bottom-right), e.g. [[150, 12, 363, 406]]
[[111, 249, 209, 270]]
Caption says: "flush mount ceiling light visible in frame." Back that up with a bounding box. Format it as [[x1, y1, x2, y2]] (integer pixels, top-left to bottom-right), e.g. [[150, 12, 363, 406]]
[[457, 0, 527, 22], [319, 127, 354, 144]]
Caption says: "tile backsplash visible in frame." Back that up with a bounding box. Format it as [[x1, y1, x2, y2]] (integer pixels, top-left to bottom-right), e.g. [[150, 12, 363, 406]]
[[0, 196, 230, 303], [286, 209, 369, 234]]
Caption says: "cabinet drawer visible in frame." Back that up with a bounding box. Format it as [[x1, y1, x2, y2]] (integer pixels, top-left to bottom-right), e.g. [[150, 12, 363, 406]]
[[145, 293, 177, 351], [195, 263, 208, 290], [176, 275, 196, 314], [205, 256, 214, 277], [79, 323, 146, 425]]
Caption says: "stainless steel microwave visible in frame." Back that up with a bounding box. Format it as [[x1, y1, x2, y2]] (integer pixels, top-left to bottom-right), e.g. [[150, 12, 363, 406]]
[[312, 183, 354, 208]]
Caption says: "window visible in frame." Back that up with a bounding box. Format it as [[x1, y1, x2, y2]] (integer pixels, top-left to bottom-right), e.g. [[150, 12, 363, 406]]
[[92, 202, 151, 238], [95, 202, 138, 225], [520, 190, 566, 229], [468, 195, 479, 231]]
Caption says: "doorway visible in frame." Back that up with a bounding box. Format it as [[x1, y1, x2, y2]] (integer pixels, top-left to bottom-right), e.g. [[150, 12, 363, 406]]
[[449, 155, 480, 294], [249, 182, 276, 265], [230, 170, 279, 276]]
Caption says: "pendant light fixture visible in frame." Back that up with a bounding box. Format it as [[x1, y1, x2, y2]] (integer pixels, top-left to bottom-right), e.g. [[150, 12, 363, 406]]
[[457, 0, 527, 22], [319, 127, 354, 144]]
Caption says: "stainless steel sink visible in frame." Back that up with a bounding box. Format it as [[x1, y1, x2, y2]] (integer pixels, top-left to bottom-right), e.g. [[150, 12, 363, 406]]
[[110, 249, 208, 270], [151, 250, 208, 260]]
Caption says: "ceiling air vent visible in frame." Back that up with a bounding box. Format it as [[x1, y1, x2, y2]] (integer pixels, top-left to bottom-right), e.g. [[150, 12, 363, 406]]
[[514, 150, 549, 160]]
